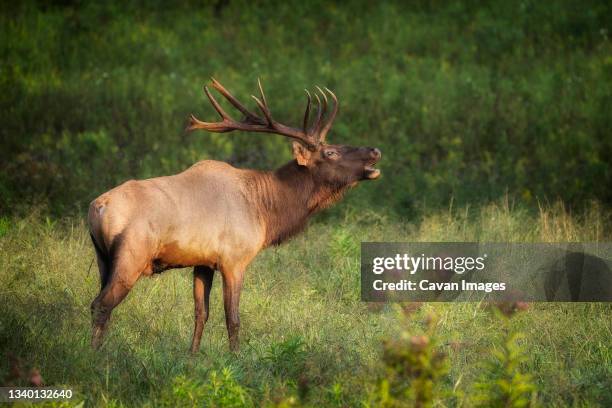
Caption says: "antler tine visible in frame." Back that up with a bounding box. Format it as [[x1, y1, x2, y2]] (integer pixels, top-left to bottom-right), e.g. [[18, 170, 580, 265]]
[[309, 92, 323, 136], [251, 78, 275, 126], [187, 113, 233, 133], [316, 86, 328, 112], [257, 78, 268, 109], [204, 86, 231, 120], [303, 89, 312, 133], [251, 94, 273, 126], [186, 86, 235, 132], [318, 87, 338, 142], [315, 86, 328, 131], [210, 77, 262, 124], [308, 86, 329, 138]]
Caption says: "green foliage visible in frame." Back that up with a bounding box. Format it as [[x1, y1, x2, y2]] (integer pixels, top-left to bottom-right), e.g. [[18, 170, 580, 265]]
[[262, 336, 306, 378], [472, 331, 536, 408], [369, 313, 449, 408], [162, 369, 252, 407], [0, 217, 10, 237], [329, 228, 358, 259], [1, 1, 611, 215], [370, 304, 538, 408]]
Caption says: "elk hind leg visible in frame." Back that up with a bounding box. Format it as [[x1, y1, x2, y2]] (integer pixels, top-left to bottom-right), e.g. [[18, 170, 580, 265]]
[[221, 267, 244, 353], [90, 233, 111, 290], [90, 249, 144, 349], [190, 265, 214, 354]]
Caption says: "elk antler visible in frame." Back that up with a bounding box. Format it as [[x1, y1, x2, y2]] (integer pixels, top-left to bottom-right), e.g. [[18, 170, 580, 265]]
[[187, 78, 338, 149]]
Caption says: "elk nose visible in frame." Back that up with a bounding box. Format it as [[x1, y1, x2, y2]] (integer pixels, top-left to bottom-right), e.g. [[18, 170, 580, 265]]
[[369, 147, 382, 160]]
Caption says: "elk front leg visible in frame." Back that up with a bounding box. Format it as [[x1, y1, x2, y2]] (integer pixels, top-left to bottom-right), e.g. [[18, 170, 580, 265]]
[[190, 266, 214, 354], [221, 267, 244, 353]]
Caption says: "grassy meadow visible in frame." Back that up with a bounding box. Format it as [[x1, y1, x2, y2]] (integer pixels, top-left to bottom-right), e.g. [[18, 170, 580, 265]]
[[1, 202, 611, 406], [2, 1, 612, 407]]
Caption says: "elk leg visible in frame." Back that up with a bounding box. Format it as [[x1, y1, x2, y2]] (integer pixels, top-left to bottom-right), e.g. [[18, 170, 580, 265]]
[[90, 234, 111, 290], [221, 268, 244, 353], [94, 252, 111, 291], [90, 256, 142, 349], [190, 266, 214, 354]]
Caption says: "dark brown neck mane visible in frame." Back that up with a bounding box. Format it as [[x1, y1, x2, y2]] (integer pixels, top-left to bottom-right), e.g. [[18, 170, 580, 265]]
[[245, 160, 350, 247]]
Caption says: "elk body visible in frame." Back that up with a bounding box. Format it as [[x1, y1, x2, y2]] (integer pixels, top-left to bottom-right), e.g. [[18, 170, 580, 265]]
[[88, 79, 381, 352]]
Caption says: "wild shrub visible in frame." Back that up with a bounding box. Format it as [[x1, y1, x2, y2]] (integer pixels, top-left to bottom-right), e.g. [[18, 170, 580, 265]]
[[162, 368, 252, 408], [262, 336, 307, 379], [472, 331, 536, 408], [471, 307, 537, 408], [369, 313, 449, 408]]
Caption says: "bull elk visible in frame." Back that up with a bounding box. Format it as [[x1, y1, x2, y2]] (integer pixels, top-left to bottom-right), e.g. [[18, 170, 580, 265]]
[[88, 78, 381, 352]]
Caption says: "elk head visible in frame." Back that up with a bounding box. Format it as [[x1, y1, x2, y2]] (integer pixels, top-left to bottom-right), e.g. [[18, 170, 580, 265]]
[[187, 78, 381, 185]]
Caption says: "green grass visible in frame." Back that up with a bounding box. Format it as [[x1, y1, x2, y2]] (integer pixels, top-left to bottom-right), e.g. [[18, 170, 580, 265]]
[[1, 202, 611, 406], [2, 1, 611, 215]]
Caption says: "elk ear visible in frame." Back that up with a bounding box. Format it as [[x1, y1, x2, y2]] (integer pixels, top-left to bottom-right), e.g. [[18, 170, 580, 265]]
[[292, 142, 313, 166]]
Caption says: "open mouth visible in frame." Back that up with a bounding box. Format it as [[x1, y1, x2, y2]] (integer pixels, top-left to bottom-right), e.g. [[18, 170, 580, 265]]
[[364, 160, 381, 180], [363, 148, 381, 180]]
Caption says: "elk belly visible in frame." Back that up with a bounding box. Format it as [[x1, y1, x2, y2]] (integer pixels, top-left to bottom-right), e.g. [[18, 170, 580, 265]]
[[419, 280, 459, 291], [153, 240, 219, 272]]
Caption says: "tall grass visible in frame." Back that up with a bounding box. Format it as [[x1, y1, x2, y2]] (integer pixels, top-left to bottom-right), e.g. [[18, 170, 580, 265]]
[[1, 202, 611, 406]]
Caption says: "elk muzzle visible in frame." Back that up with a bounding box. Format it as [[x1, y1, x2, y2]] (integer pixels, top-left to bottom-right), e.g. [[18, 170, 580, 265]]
[[364, 147, 382, 180]]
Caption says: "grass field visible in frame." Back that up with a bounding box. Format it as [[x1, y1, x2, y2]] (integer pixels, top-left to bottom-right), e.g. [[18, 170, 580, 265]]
[[2, 1, 611, 406], [1, 202, 611, 407]]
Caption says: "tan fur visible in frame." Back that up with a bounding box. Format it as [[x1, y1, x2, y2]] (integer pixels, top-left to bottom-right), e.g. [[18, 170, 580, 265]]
[[88, 79, 381, 353], [87, 158, 360, 352]]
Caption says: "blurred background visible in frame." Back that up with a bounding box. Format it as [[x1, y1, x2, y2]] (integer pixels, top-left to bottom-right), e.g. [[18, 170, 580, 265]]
[[1, 0, 611, 217]]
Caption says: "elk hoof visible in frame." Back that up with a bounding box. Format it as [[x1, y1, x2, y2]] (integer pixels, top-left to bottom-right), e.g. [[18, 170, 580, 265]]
[[91, 327, 104, 350], [229, 342, 240, 353]]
